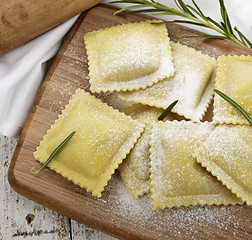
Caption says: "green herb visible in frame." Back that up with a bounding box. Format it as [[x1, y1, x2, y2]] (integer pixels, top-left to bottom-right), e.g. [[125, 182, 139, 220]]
[[111, 0, 252, 48], [158, 100, 178, 121], [214, 89, 252, 125], [32, 131, 76, 174]]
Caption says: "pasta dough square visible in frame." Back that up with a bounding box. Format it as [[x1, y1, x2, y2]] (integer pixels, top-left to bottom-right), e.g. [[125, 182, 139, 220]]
[[150, 121, 242, 210], [84, 20, 174, 93], [119, 42, 216, 122], [34, 89, 145, 197], [213, 55, 252, 125], [194, 125, 252, 205], [119, 104, 175, 198], [98, 91, 134, 111]]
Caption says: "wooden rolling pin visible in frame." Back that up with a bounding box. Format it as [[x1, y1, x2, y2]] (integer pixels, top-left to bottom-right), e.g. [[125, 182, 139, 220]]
[[0, 0, 102, 56]]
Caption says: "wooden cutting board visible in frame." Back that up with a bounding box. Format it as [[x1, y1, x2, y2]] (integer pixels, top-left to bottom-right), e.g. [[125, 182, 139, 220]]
[[8, 4, 252, 240]]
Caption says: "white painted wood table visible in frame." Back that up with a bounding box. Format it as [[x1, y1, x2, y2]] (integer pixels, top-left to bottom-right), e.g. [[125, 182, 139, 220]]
[[0, 135, 116, 240]]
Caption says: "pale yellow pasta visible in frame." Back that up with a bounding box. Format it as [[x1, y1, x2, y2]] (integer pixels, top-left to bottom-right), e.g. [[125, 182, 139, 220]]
[[122, 103, 176, 123], [119, 42, 216, 122], [150, 121, 242, 210], [84, 20, 174, 93], [213, 55, 252, 125], [98, 91, 134, 111], [34, 89, 145, 197], [119, 128, 151, 199], [119, 104, 174, 198], [195, 125, 252, 205]]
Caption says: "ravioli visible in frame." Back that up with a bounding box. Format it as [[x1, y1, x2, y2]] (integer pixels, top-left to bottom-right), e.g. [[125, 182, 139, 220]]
[[34, 89, 145, 197], [150, 121, 242, 209], [119, 104, 175, 198], [213, 55, 252, 125], [84, 20, 174, 93], [195, 125, 252, 205], [119, 42, 216, 122]]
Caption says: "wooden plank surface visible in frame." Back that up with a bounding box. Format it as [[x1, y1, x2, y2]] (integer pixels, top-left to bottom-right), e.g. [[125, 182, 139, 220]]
[[0, 135, 116, 239], [0, 135, 70, 240], [8, 4, 252, 240]]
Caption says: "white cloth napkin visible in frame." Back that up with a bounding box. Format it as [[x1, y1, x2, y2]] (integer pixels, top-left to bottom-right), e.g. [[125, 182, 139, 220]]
[[0, 0, 251, 137]]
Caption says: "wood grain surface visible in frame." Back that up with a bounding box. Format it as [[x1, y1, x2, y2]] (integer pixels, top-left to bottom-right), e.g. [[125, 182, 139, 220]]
[[8, 4, 252, 240], [0, 0, 102, 56]]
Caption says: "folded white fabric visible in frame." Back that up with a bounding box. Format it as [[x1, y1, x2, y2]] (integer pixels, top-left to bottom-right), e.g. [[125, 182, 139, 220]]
[[0, 0, 251, 138], [0, 15, 79, 137]]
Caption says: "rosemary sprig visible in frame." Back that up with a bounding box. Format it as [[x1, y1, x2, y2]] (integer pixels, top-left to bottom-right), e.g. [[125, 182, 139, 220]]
[[214, 89, 252, 125], [111, 0, 252, 48], [158, 100, 178, 121], [32, 131, 76, 174]]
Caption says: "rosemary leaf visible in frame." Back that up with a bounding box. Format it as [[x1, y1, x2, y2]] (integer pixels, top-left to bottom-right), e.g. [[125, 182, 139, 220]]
[[191, 0, 204, 17], [158, 100, 178, 121], [113, 4, 152, 15], [153, 20, 206, 27], [116, 9, 163, 15], [32, 131, 76, 174], [234, 27, 252, 48], [206, 17, 225, 32], [177, 0, 196, 17], [174, 0, 183, 11], [214, 89, 252, 125], [219, 0, 233, 35], [186, 5, 205, 20], [182, 35, 228, 39]]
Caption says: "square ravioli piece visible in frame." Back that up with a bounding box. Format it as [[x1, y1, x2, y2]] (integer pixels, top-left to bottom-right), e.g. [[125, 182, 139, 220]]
[[213, 55, 252, 125], [150, 121, 242, 210], [84, 20, 174, 93], [194, 125, 252, 205], [34, 89, 145, 197], [119, 104, 175, 199], [119, 42, 216, 122]]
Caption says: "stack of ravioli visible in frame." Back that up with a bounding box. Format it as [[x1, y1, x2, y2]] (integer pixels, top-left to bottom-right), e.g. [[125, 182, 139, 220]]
[[34, 20, 252, 209]]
